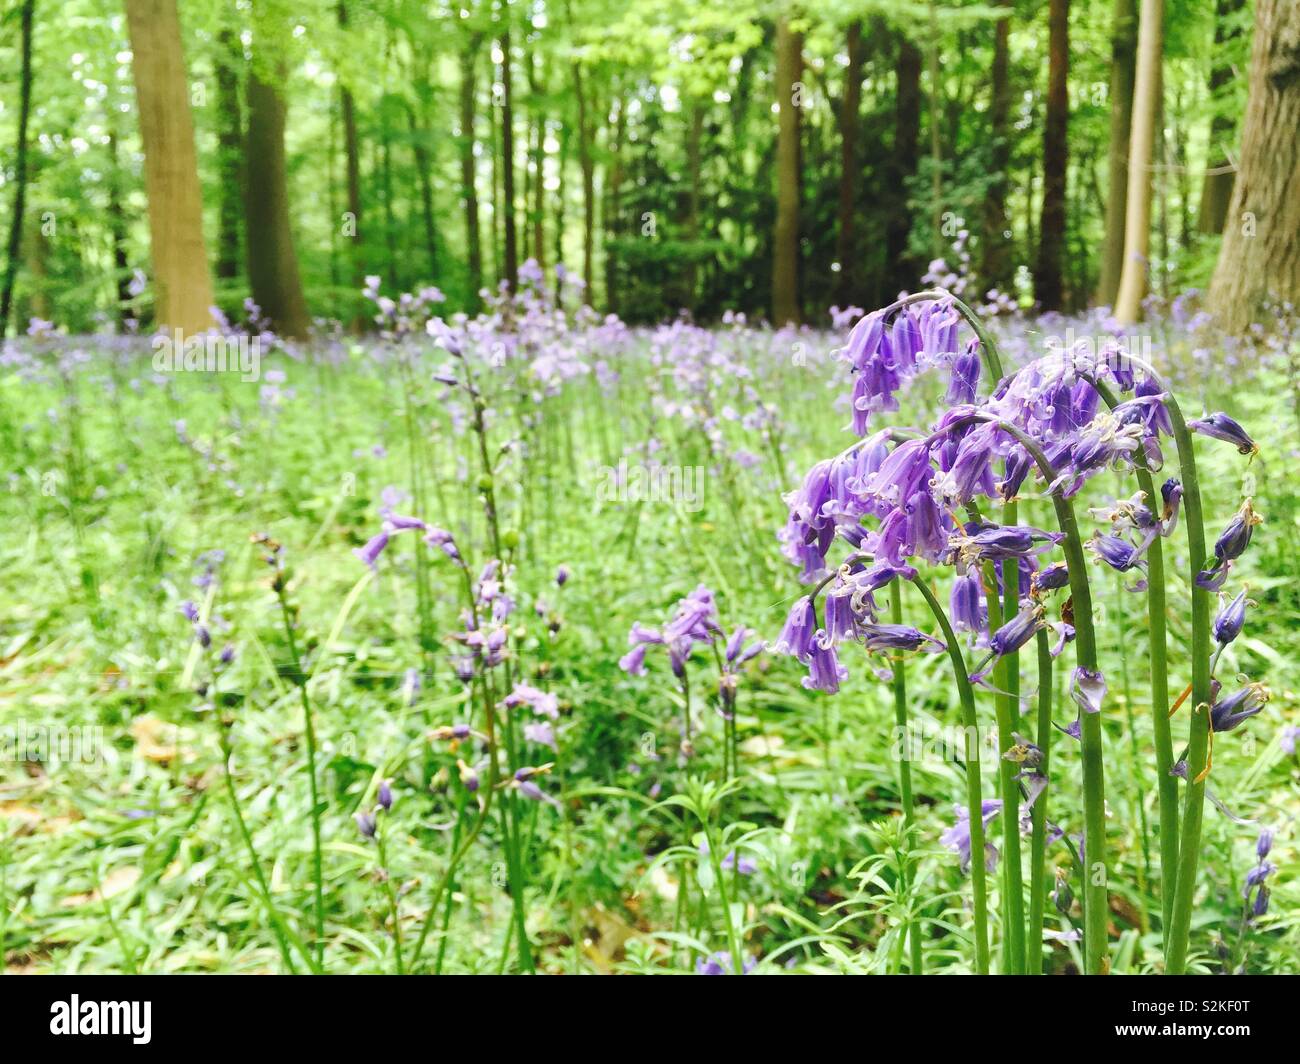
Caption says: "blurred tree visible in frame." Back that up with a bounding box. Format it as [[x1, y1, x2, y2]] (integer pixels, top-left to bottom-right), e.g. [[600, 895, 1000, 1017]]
[[124, 0, 215, 333]]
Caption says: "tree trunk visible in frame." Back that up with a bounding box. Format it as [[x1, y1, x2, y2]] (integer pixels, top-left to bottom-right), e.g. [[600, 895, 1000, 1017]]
[[1035, 0, 1070, 311], [980, 4, 1014, 297], [0, 0, 35, 338], [771, 17, 802, 325], [245, 61, 311, 337], [1197, 0, 1246, 236], [1114, 0, 1164, 323], [886, 36, 922, 297], [215, 27, 243, 286], [338, 2, 363, 290], [686, 100, 706, 312], [1208, 0, 1300, 331], [528, 53, 545, 270], [460, 33, 483, 311], [500, 29, 519, 291], [107, 130, 133, 323], [124, 0, 215, 334], [605, 94, 626, 314], [572, 62, 596, 304], [834, 20, 864, 307], [1098, 0, 1136, 305]]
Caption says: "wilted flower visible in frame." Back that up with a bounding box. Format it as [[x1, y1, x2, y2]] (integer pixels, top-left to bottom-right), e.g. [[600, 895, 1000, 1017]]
[[1188, 412, 1258, 456]]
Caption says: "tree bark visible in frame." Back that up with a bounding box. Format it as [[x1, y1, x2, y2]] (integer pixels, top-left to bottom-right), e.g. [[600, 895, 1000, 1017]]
[[460, 33, 483, 310], [1098, 0, 1137, 306], [572, 61, 596, 304], [338, 2, 364, 289], [1, 0, 36, 338], [885, 36, 922, 297], [245, 59, 311, 337], [215, 27, 243, 285], [1197, 0, 1246, 236], [500, 28, 519, 290], [980, 5, 1014, 298], [834, 20, 864, 308], [124, 0, 215, 334], [771, 17, 802, 325], [1207, 0, 1300, 331], [1114, 0, 1164, 324], [1034, 0, 1070, 311]]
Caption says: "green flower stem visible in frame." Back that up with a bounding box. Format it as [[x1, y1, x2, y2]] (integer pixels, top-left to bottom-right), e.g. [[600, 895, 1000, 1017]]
[[980, 558, 1026, 974], [1090, 377, 1178, 945], [1027, 628, 1054, 974], [275, 589, 326, 972], [888, 581, 923, 975], [1163, 401, 1212, 974], [972, 417, 1107, 974], [908, 574, 989, 974], [375, 827, 405, 974]]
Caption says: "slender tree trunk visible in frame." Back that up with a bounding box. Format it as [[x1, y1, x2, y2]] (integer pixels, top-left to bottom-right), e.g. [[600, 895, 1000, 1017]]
[[1114, 0, 1164, 323], [686, 100, 706, 312], [1197, 0, 1246, 235], [1035, 0, 1070, 311], [1098, 0, 1137, 305], [528, 53, 545, 269], [1, 0, 36, 337], [886, 36, 922, 297], [1208, 0, 1300, 331], [834, 21, 864, 307], [124, 0, 215, 333], [405, 86, 438, 282], [215, 27, 243, 286], [500, 28, 519, 290], [927, 3, 943, 260], [605, 94, 626, 314], [771, 17, 802, 325], [572, 62, 596, 303], [980, 4, 1014, 297], [338, 2, 364, 290], [245, 59, 311, 336], [460, 33, 483, 311], [107, 130, 133, 323]]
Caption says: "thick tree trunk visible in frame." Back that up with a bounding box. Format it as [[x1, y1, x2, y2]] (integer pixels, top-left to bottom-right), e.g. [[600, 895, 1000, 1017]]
[[215, 27, 243, 285], [1034, 0, 1070, 311], [1, 0, 36, 338], [980, 5, 1014, 298], [460, 33, 483, 310], [1208, 0, 1300, 331], [1098, 0, 1137, 306], [1114, 0, 1164, 324], [771, 17, 802, 325], [245, 61, 311, 337], [124, 0, 215, 334], [1197, 0, 1246, 236], [500, 29, 519, 291], [834, 21, 864, 308], [885, 37, 922, 297]]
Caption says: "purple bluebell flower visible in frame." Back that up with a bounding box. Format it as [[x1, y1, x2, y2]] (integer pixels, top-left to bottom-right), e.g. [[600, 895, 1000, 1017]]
[[1088, 533, 1146, 572], [1212, 498, 1263, 565], [457, 758, 480, 792], [524, 721, 556, 749], [950, 568, 989, 638], [941, 799, 1003, 873], [1160, 478, 1183, 535], [353, 531, 390, 569], [1256, 827, 1274, 861], [1188, 412, 1258, 456], [1071, 666, 1108, 715], [1212, 589, 1248, 647], [773, 596, 815, 661], [802, 637, 846, 693], [181, 600, 199, 623], [695, 950, 756, 975], [356, 811, 377, 839], [970, 606, 1046, 682], [946, 338, 983, 405], [860, 623, 945, 654], [1210, 682, 1269, 732], [377, 779, 393, 811], [555, 565, 570, 586], [1031, 562, 1070, 594]]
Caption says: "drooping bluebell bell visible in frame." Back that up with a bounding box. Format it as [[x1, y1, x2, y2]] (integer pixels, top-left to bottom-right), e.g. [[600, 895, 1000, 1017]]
[[1030, 561, 1070, 595], [802, 636, 847, 693], [941, 799, 1003, 874], [1088, 533, 1147, 573], [1212, 589, 1249, 647], [1071, 666, 1108, 716], [946, 338, 983, 406], [1188, 412, 1258, 456], [950, 568, 989, 639], [1160, 478, 1183, 536], [1210, 682, 1270, 733], [377, 779, 393, 811], [1212, 498, 1263, 565], [773, 596, 815, 662], [969, 605, 1047, 683], [859, 623, 945, 654]]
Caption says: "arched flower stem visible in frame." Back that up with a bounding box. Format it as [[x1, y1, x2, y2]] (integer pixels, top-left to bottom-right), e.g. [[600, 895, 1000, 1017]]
[[907, 574, 990, 974]]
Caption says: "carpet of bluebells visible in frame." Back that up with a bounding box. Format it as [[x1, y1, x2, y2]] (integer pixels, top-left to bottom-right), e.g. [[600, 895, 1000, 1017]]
[[2, 268, 1298, 974]]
